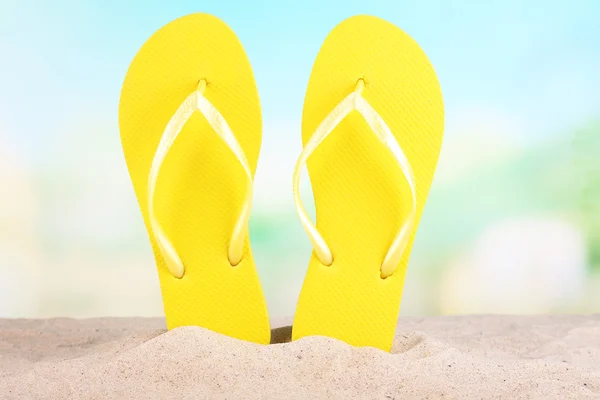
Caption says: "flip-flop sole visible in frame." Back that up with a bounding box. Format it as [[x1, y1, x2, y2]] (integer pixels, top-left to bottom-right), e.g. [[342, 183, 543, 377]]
[[119, 13, 270, 344], [293, 15, 444, 351]]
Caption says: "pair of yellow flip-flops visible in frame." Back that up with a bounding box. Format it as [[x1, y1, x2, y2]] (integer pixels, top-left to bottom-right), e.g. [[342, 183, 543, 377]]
[[119, 13, 444, 352]]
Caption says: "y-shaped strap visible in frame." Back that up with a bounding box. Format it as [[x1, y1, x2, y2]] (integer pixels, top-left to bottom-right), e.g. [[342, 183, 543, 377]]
[[293, 79, 417, 278], [148, 80, 253, 279]]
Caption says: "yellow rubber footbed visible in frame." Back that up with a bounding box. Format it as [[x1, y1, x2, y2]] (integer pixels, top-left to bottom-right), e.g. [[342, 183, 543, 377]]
[[292, 15, 444, 351], [119, 13, 270, 344]]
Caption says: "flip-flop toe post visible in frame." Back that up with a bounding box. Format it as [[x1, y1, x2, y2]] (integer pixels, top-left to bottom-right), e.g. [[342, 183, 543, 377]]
[[292, 15, 444, 351], [119, 13, 270, 344]]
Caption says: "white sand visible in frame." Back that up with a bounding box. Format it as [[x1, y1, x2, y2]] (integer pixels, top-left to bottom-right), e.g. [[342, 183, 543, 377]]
[[1, 315, 599, 399]]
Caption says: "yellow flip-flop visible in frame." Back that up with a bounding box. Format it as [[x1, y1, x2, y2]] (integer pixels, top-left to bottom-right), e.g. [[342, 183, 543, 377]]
[[119, 13, 270, 344], [292, 15, 444, 351]]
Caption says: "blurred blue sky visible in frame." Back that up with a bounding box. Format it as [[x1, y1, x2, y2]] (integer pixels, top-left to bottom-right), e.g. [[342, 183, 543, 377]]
[[2, 0, 600, 156]]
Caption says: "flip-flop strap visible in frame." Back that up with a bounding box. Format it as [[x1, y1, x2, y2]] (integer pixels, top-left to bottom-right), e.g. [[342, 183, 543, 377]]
[[293, 79, 417, 278], [148, 80, 253, 278]]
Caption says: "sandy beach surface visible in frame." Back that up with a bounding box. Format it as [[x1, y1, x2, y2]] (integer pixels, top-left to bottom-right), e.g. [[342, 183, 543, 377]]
[[1, 315, 599, 399]]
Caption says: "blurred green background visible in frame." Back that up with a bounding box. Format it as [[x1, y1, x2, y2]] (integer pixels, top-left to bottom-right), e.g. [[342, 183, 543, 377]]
[[1, 0, 599, 319]]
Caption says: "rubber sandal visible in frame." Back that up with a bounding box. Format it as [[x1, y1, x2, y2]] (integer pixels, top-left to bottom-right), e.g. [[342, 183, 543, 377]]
[[119, 13, 270, 344], [292, 15, 444, 351]]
